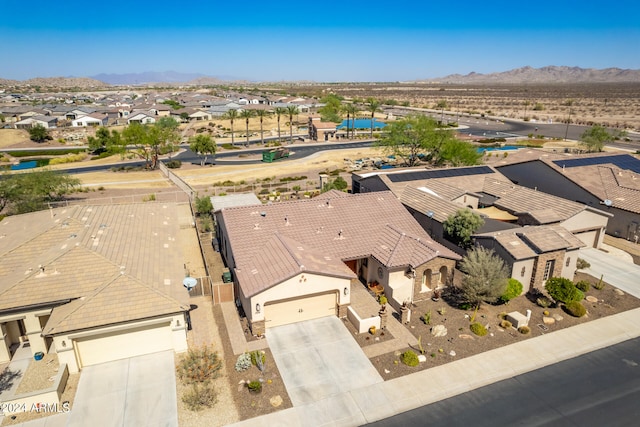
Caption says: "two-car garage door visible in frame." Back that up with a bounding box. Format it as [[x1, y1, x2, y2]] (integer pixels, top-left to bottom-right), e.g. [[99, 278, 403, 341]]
[[265, 292, 336, 329], [74, 323, 173, 368]]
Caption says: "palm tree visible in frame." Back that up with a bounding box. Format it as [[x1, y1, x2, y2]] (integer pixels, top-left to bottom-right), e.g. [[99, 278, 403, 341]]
[[223, 109, 239, 146], [274, 107, 287, 143], [239, 109, 254, 146], [342, 103, 358, 140], [365, 98, 381, 138], [254, 109, 271, 145], [286, 105, 299, 144]]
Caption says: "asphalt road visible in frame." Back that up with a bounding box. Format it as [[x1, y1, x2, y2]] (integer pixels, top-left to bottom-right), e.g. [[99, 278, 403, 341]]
[[367, 336, 640, 427]]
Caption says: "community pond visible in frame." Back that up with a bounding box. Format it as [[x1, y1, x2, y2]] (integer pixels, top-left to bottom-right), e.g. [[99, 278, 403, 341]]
[[1, 158, 51, 170]]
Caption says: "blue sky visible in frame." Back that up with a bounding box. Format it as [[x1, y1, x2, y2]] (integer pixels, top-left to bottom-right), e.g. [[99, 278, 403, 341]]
[[2, 0, 638, 82]]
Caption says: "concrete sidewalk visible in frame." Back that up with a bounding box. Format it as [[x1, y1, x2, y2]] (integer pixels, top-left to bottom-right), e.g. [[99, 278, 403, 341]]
[[229, 307, 640, 426]]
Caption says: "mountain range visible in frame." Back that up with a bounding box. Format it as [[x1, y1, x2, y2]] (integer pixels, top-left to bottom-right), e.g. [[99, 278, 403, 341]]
[[1, 66, 639, 88], [426, 66, 640, 84]]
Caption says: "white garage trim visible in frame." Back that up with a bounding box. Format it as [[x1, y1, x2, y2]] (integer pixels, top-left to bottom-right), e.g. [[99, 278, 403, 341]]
[[265, 292, 337, 329], [74, 322, 172, 368]]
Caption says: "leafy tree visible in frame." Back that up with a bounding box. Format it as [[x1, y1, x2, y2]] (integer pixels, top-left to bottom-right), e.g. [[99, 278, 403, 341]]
[[318, 94, 343, 123], [254, 109, 271, 145], [189, 134, 216, 166], [286, 105, 299, 144], [274, 107, 287, 142], [239, 109, 254, 146], [0, 169, 80, 215], [365, 98, 381, 138], [580, 125, 612, 152], [29, 124, 50, 142], [122, 119, 179, 169], [342, 103, 358, 140], [376, 115, 460, 167], [223, 109, 239, 146], [443, 208, 484, 248], [545, 277, 584, 304], [195, 194, 214, 216], [321, 176, 348, 192], [161, 99, 182, 109], [87, 127, 113, 153], [179, 112, 190, 122], [459, 247, 509, 308], [436, 100, 448, 123], [439, 139, 482, 167]]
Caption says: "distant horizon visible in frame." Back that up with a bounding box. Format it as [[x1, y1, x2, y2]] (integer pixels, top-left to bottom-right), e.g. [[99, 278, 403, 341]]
[[2, 0, 639, 82]]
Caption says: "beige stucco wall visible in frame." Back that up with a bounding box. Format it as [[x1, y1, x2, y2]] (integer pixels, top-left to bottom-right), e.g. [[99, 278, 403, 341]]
[[452, 194, 479, 209], [388, 269, 414, 308], [245, 272, 350, 324], [561, 249, 580, 279], [511, 259, 535, 293], [561, 209, 609, 248], [0, 309, 52, 363]]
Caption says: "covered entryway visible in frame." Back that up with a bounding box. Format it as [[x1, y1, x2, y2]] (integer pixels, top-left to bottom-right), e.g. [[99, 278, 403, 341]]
[[264, 291, 336, 329], [74, 323, 173, 368], [574, 229, 599, 248]]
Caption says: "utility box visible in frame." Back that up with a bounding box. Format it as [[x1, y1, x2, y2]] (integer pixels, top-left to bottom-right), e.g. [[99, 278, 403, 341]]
[[222, 269, 232, 283]]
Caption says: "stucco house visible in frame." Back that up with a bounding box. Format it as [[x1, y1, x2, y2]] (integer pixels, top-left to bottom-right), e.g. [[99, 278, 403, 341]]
[[71, 113, 108, 127], [496, 153, 640, 242], [127, 112, 157, 125], [474, 225, 585, 293], [13, 115, 58, 129], [215, 190, 461, 336], [0, 203, 191, 373]]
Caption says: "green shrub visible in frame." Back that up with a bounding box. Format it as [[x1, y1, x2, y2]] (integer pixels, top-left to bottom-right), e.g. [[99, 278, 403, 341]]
[[250, 350, 266, 366], [182, 381, 217, 411], [575, 280, 590, 292], [499, 320, 512, 329], [518, 326, 531, 334], [498, 312, 508, 320], [470, 323, 488, 336], [576, 258, 591, 270], [234, 353, 252, 372], [536, 296, 552, 308], [401, 350, 419, 367], [593, 275, 606, 290], [177, 347, 223, 384], [500, 278, 523, 303], [545, 277, 583, 304], [564, 301, 587, 317], [166, 159, 182, 169], [247, 380, 262, 393], [422, 311, 431, 325]]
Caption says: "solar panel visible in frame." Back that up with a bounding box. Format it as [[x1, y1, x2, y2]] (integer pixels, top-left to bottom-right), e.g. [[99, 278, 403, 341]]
[[387, 166, 494, 183], [552, 154, 640, 174]]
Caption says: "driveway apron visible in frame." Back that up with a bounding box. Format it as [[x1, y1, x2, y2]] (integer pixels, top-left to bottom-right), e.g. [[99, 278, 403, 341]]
[[67, 350, 177, 427], [579, 247, 640, 298], [267, 316, 383, 406]]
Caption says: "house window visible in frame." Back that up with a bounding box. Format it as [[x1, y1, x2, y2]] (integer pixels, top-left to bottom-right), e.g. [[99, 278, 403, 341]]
[[521, 266, 526, 277], [543, 259, 555, 281], [566, 257, 571, 267]]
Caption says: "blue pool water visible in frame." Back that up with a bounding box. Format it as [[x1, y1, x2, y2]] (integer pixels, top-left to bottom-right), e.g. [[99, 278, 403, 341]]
[[477, 145, 520, 153]]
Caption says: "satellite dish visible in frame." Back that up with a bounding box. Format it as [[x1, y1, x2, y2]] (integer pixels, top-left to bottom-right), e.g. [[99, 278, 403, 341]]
[[426, 211, 435, 218], [603, 199, 612, 207], [183, 277, 197, 291]]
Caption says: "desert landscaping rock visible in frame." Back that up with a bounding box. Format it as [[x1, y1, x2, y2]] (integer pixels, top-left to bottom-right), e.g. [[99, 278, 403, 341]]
[[449, 350, 456, 357], [431, 325, 447, 337], [615, 288, 625, 296], [418, 355, 427, 363], [543, 316, 556, 325], [586, 296, 599, 303], [459, 334, 475, 340], [269, 395, 283, 408], [553, 314, 564, 321]]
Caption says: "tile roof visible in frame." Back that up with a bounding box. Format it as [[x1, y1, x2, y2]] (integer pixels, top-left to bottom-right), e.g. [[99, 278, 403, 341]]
[[219, 192, 460, 296], [372, 224, 444, 268], [482, 179, 586, 224], [236, 234, 356, 297], [0, 203, 190, 330], [399, 186, 464, 223], [43, 273, 188, 335], [475, 225, 585, 260]]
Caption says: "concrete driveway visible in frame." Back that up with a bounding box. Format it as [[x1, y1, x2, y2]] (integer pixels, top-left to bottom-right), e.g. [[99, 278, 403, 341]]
[[579, 247, 640, 298], [267, 316, 383, 406], [67, 350, 177, 427]]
